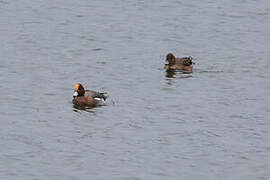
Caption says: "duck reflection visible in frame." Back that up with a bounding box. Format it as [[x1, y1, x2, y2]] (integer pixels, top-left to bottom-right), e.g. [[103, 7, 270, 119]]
[[166, 69, 176, 78], [73, 104, 96, 113], [165, 69, 193, 79]]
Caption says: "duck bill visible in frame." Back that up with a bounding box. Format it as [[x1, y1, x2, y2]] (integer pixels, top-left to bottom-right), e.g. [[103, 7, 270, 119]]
[[73, 91, 78, 97]]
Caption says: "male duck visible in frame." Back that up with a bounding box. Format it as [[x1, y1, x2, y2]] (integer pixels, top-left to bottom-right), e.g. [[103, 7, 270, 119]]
[[164, 53, 194, 72], [72, 83, 107, 107]]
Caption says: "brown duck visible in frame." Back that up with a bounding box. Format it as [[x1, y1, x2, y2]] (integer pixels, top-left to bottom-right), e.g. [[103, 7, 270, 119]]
[[164, 53, 194, 72], [72, 83, 107, 107]]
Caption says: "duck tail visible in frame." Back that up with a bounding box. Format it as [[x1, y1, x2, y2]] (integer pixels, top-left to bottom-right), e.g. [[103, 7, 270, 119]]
[[95, 92, 107, 101], [100, 93, 108, 101]]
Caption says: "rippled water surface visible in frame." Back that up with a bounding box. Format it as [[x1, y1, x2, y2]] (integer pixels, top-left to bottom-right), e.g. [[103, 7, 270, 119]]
[[1, 0, 270, 179]]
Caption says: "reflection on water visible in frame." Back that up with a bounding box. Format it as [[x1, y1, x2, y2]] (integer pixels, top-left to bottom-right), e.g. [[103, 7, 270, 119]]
[[72, 104, 96, 112], [165, 69, 176, 78], [165, 69, 193, 79]]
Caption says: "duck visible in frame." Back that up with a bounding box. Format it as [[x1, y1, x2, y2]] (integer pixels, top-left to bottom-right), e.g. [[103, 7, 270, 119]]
[[164, 53, 194, 72], [72, 83, 107, 107]]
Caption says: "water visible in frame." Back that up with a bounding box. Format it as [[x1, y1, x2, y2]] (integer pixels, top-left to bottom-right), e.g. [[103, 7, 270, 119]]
[[1, 0, 270, 179]]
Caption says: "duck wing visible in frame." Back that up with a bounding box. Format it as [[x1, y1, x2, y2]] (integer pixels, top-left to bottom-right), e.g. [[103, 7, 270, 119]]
[[85, 90, 108, 101], [176, 56, 193, 66]]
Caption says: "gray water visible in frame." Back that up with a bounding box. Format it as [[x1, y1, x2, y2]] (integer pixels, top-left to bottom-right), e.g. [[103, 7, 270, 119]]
[[1, 0, 270, 179]]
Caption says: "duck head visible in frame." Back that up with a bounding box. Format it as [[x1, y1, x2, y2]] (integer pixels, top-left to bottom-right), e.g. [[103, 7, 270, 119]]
[[166, 53, 176, 65], [73, 83, 85, 97]]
